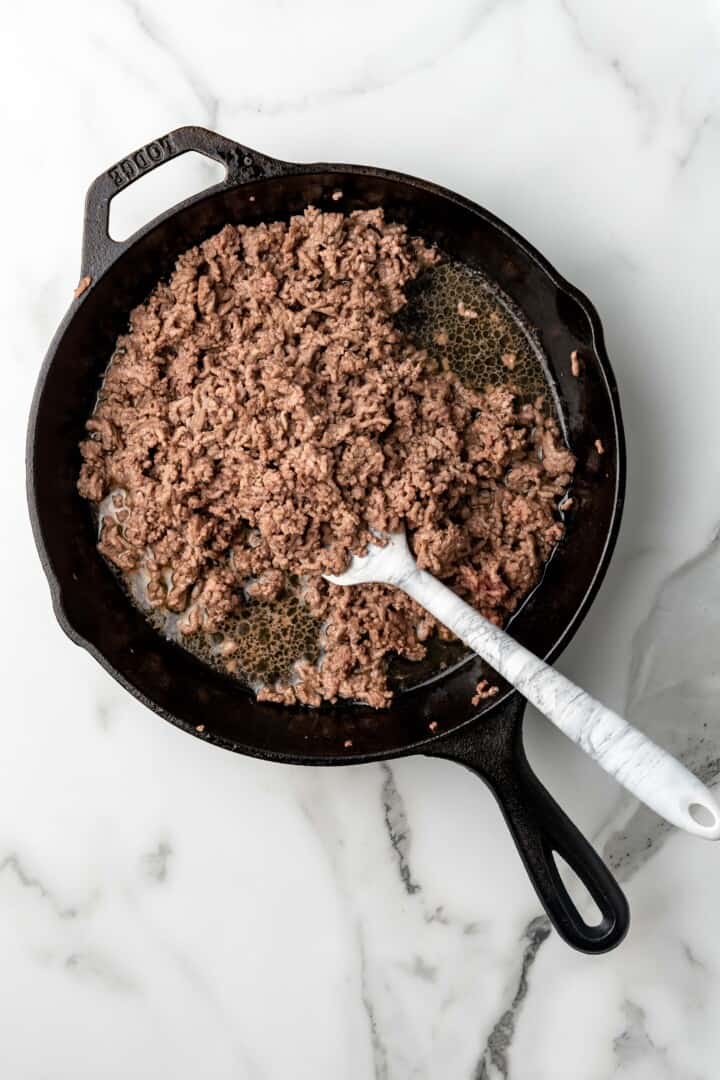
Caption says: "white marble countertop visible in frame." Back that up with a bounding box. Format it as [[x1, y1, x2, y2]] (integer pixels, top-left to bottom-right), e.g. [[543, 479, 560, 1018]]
[[5, 2, 720, 1076]]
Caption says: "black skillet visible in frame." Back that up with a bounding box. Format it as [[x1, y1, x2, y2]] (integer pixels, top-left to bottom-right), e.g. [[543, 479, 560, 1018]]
[[27, 126, 628, 952]]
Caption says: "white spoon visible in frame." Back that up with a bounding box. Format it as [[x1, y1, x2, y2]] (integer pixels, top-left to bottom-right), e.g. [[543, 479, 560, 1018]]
[[325, 530, 720, 840]]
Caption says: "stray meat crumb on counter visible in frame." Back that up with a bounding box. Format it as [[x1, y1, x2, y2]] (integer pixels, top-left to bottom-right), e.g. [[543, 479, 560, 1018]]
[[74, 275, 92, 298], [78, 207, 575, 710]]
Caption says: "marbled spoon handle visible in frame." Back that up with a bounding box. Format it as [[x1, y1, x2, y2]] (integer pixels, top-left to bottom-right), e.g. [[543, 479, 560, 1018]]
[[401, 568, 720, 839]]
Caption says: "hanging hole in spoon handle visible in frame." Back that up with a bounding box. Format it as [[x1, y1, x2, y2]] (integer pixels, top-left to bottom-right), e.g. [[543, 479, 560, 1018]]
[[427, 697, 629, 953], [689, 802, 718, 829], [563, 705, 720, 840]]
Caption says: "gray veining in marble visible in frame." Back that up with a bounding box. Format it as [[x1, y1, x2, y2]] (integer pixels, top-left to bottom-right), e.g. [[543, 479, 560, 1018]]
[[6, 1, 720, 1076]]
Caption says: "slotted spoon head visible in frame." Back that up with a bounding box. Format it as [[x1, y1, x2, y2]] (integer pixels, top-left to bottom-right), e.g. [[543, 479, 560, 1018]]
[[323, 531, 416, 588]]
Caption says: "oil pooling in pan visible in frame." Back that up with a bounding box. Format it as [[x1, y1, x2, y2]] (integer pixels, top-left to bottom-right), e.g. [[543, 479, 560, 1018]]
[[390, 259, 553, 692]]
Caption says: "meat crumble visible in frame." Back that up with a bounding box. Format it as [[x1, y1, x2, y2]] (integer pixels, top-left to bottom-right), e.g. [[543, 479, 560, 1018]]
[[78, 207, 574, 708]]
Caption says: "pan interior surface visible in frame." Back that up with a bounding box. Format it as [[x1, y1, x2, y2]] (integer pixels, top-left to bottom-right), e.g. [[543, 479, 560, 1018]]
[[102, 248, 561, 701], [29, 167, 623, 763]]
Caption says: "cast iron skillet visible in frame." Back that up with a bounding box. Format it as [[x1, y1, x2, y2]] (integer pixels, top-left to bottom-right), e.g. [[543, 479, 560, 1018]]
[[27, 127, 628, 952]]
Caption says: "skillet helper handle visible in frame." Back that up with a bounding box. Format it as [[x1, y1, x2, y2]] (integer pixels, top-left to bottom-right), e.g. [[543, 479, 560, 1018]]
[[429, 713, 629, 953], [81, 125, 285, 280], [402, 569, 720, 840]]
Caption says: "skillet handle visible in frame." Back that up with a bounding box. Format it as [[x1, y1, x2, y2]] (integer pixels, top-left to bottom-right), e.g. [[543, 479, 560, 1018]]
[[427, 699, 629, 953], [81, 125, 289, 280]]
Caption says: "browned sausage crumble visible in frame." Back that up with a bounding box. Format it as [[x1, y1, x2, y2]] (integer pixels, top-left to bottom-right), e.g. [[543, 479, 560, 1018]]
[[78, 207, 574, 708]]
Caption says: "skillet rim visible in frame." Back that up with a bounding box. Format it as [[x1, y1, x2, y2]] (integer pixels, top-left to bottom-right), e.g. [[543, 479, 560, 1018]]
[[26, 152, 626, 766]]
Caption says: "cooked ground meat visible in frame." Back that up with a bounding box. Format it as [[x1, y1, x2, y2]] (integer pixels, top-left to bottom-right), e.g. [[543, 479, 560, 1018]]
[[78, 207, 574, 709], [471, 679, 500, 706]]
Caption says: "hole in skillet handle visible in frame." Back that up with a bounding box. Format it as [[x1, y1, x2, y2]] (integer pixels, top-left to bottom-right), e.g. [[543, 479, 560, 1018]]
[[425, 695, 629, 953], [108, 152, 227, 242], [552, 852, 604, 928], [79, 125, 294, 283]]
